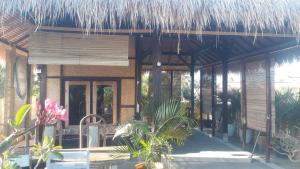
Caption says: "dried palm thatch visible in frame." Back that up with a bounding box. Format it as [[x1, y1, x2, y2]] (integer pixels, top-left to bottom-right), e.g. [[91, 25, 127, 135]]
[[1, 0, 300, 36]]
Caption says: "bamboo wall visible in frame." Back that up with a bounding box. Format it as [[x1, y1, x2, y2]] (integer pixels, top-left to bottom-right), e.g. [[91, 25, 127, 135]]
[[202, 67, 212, 116], [29, 32, 129, 66], [245, 58, 275, 132]]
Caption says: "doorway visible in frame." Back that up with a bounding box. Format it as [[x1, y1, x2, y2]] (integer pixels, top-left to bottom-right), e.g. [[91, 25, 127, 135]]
[[93, 81, 118, 124], [65, 80, 118, 126]]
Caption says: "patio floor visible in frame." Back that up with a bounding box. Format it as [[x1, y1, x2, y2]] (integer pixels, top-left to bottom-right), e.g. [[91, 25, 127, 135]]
[[168, 130, 275, 169], [89, 130, 279, 169]]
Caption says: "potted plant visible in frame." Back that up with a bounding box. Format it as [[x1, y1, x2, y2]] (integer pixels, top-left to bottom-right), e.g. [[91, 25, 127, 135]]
[[218, 90, 240, 137], [0, 98, 67, 169], [114, 98, 196, 169]]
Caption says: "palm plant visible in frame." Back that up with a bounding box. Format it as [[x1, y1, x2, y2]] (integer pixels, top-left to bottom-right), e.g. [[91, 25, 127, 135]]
[[114, 98, 196, 168], [275, 88, 300, 133]]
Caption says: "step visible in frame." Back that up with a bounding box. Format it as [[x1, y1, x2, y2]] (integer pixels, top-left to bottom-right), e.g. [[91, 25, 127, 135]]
[[169, 151, 252, 163]]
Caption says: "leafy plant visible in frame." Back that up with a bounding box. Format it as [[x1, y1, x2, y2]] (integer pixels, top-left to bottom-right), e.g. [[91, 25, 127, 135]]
[[114, 98, 196, 168], [0, 99, 67, 168], [217, 89, 241, 124], [0, 104, 31, 168], [275, 88, 300, 134], [0, 104, 31, 154], [31, 136, 63, 169]]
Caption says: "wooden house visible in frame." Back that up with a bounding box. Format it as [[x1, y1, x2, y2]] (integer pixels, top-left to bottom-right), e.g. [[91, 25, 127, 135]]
[[1, 0, 300, 161]]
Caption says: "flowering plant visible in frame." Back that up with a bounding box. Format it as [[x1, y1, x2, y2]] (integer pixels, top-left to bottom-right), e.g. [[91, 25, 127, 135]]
[[36, 99, 68, 125]]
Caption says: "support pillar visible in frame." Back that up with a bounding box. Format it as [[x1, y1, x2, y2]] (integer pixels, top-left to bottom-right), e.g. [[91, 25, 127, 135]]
[[222, 59, 228, 141], [265, 56, 272, 162], [135, 36, 142, 119], [241, 60, 247, 149], [190, 56, 195, 119], [152, 35, 162, 105], [211, 65, 216, 137], [36, 64, 47, 143], [199, 69, 204, 131]]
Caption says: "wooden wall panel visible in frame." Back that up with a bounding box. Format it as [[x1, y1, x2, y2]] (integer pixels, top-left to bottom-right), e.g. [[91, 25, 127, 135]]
[[46, 79, 60, 105], [121, 79, 135, 106], [120, 108, 135, 124], [246, 59, 275, 132], [29, 32, 129, 66], [63, 60, 135, 77], [47, 65, 60, 76], [202, 68, 212, 114]]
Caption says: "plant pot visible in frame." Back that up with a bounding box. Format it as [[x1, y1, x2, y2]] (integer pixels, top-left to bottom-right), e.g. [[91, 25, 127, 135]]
[[154, 162, 164, 169], [257, 135, 267, 152], [135, 163, 145, 169], [228, 123, 235, 137], [239, 128, 253, 144]]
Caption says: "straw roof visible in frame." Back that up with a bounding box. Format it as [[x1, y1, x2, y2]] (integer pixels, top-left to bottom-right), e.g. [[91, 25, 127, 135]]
[[1, 0, 300, 36]]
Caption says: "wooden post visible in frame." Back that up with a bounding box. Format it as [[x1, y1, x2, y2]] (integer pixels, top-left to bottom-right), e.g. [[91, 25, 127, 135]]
[[25, 64, 32, 154], [170, 71, 173, 97], [222, 59, 228, 141], [211, 65, 216, 137], [36, 64, 47, 143], [135, 36, 142, 119], [152, 34, 162, 105], [190, 56, 195, 119], [241, 59, 247, 149], [199, 69, 204, 131], [265, 56, 272, 162]]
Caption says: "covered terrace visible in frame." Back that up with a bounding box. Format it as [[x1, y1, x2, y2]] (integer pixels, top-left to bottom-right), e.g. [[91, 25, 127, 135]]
[[0, 0, 300, 168]]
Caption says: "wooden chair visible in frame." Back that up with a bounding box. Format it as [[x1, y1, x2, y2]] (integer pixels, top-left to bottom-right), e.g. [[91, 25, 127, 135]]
[[46, 150, 90, 169], [79, 114, 106, 148]]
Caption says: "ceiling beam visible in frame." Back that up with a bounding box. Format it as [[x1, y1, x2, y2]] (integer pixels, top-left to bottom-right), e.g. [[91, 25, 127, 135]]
[[200, 40, 299, 68], [0, 38, 28, 53], [39, 26, 298, 38]]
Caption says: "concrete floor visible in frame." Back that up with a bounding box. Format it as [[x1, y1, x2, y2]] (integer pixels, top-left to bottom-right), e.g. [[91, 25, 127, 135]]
[[91, 130, 276, 169]]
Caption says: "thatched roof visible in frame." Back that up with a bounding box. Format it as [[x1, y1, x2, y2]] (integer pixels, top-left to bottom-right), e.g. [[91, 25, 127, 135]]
[[1, 0, 300, 36]]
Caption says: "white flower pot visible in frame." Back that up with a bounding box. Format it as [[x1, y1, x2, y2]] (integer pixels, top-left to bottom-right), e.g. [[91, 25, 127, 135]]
[[228, 124, 236, 137], [239, 128, 253, 144]]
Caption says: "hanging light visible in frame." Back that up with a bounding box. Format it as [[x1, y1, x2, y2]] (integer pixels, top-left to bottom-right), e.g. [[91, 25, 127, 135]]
[[157, 60, 162, 67]]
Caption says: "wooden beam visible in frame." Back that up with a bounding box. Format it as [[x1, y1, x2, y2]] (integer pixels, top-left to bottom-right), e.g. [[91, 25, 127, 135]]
[[265, 55, 272, 162], [199, 69, 204, 131], [135, 36, 142, 119], [162, 52, 192, 56], [177, 54, 191, 68], [0, 38, 28, 53], [241, 59, 247, 149], [39, 26, 298, 38], [211, 65, 216, 137], [199, 40, 299, 71], [37, 64, 47, 143], [152, 34, 162, 104], [222, 59, 228, 140], [190, 56, 195, 119]]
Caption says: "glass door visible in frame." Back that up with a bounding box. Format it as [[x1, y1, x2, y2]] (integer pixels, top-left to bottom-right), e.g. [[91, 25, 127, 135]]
[[93, 81, 117, 124], [65, 81, 90, 127]]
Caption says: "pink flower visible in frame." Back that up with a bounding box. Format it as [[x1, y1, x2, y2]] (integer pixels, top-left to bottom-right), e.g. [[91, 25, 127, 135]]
[[45, 99, 57, 112], [55, 108, 68, 122], [35, 98, 68, 125]]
